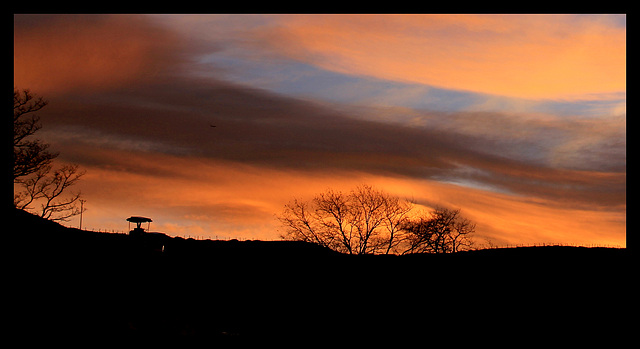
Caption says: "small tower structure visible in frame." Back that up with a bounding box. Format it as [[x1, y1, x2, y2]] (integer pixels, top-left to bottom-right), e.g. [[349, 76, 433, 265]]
[[126, 216, 152, 238]]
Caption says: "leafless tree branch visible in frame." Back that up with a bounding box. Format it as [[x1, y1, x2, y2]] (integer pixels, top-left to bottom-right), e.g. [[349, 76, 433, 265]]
[[279, 185, 417, 255], [13, 88, 57, 181], [15, 164, 86, 222], [403, 207, 476, 254]]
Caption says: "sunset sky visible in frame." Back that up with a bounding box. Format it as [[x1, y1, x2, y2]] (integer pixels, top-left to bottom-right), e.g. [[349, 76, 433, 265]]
[[13, 14, 626, 247]]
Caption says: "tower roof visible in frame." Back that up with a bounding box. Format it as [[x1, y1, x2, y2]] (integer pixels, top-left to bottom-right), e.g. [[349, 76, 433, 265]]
[[126, 216, 152, 223]]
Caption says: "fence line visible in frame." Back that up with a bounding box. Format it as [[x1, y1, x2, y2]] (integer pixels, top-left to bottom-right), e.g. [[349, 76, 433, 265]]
[[80, 228, 250, 241], [84, 228, 126, 234], [477, 242, 624, 250]]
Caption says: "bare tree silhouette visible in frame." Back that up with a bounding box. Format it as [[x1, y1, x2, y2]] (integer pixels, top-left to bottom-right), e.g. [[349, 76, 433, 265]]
[[280, 186, 478, 255], [13, 88, 85, 222], [13, 88, 56, 180], [279, 185, 414, 255], [14, 164, 85, 221], [403, 207, 476, 254]]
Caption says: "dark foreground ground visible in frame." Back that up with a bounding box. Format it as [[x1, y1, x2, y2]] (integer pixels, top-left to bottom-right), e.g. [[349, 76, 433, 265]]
[[13, 209, 632, 345]]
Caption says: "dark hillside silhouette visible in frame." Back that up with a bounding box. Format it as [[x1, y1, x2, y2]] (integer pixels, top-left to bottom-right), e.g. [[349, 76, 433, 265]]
[[14, 208, 630, 345]]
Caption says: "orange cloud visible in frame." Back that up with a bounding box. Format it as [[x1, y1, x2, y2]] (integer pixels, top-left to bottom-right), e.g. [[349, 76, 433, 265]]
[[257, 14, 625, 99], [13, 15, 181, 96], [37, 68, 623, 246], [69, 154, 379, 239], [63, 151, 625, 247], [427, 182, 624, 247]]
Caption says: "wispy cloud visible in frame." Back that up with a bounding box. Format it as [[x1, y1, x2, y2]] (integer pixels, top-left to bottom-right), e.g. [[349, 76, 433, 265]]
[[240, 14, 625, 99], [41, 72, 624, 230], [178, 14, 625, 118]]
